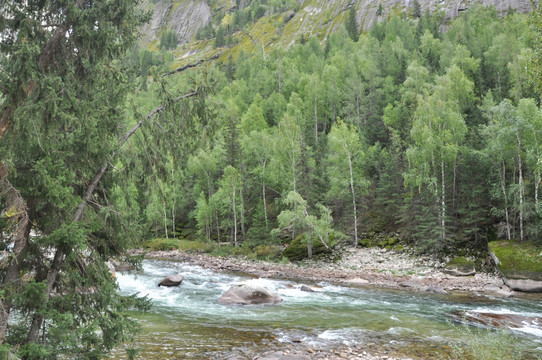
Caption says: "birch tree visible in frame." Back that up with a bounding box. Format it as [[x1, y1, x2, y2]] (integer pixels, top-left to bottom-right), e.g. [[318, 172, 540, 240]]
[[327, 120, 368, 246]]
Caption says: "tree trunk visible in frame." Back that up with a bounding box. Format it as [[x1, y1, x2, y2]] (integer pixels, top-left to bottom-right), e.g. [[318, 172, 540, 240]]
[[518, 150, 524, 242], [163, 204, 169, 239], [262, 183, 268, 229], [307, 240, 313, 259], [348, 154, 358, 247], [502, 161, 512, 240], [314, 98, 318, 144], [232, 186, 238, 247], [441, 157, 446, 242]]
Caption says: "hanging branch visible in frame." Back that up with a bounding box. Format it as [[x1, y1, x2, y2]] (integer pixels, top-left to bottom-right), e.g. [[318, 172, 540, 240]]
[[26, 90, 198, 343]]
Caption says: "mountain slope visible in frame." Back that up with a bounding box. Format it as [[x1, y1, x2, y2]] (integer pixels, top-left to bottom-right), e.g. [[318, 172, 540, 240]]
[[144, 0, 533, 68]]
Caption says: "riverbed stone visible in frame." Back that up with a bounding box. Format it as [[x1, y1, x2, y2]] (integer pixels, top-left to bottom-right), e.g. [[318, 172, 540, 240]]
[[345, 278, 370, 286], [398, 278, 424, 288], [300, 285, 315, 292], [425, 286, 447, 295], [451, 310, 542, 333], [158, 274, 184, 287], [218, 284, 282, 305]]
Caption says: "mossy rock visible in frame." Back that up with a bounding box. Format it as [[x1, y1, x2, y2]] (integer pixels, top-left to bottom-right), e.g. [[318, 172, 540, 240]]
[[489, 241, 542, 281], [387, 237, 399, 246], [358, 238, 373, 247], [392, 245, 404, 252], [444, 256, 476, 276], [281, 235, 329, 261]]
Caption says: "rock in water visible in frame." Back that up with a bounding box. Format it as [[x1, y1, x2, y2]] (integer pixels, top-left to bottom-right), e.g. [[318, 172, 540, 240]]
[[158, 274, 184, 287], [300, 285, 315, 292], [218, 284, 283, 305], [451, 310, 542, 333]]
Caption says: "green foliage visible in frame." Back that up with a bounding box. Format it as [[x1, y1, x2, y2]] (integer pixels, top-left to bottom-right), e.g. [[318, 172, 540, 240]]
[[274, 191, 340, 259], [159, 29, 178, 50], [0, 0, 150, 357], [346, 7, 359, 42]]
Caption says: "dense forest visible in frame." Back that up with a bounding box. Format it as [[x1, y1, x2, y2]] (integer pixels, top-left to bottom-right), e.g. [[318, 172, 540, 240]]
[[128, 4, 542, 256], [1, 0, 542, 358]]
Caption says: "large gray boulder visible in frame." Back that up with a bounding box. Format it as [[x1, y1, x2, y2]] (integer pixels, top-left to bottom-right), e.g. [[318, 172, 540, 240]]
[[218, 284, 283, 305], [158, 274, 184, 287], [489, 241, 542, 293], [503, 278, 542, 293]]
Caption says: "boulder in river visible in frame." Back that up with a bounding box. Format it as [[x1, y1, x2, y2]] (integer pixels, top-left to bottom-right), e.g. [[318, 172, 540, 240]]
[[158, 274, 184, 287], [218, 284, 282, 305], [300, 285, 315, 292]]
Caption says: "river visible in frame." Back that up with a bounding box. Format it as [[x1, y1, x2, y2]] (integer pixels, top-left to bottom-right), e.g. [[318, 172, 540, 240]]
[[110, 259, 542, 359]]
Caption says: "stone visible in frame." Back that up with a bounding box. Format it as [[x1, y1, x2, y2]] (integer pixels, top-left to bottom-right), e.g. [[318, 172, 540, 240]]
[[106, 261, 116, 278], [489, 241, 542, 292], [158, 274, 184, 287], [398, 278, 423, 288], [111, 259, 134, 272], [425, 286, 447, 295], [218, 284, 283, 305], [444, 257, 476, 277], [503, 278, 542, 293], [451, 310, 542, 333], [141, 0, 211, 46], [345, 278, 370, 285], [300, 285, 315, 292]]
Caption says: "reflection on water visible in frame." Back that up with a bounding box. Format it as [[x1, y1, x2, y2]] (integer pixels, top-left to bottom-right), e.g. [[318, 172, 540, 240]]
[[109, 259, 542, 359]]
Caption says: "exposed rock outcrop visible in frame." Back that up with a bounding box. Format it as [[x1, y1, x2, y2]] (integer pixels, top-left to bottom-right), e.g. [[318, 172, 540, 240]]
[[141, 0, 211, 46], [218, 284, 283, 305], [158, 274, 184, 287]]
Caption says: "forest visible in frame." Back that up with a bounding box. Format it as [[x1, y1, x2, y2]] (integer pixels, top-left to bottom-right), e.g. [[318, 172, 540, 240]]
[[130, 4, 542, 256], [1, 0, 542, 358]]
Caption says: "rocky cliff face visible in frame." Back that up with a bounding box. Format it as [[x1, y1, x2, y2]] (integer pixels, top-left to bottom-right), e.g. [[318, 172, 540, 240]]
[[144, 0, 533, 66], [141, 0, 212, 46], [355, 0, 532, 31]]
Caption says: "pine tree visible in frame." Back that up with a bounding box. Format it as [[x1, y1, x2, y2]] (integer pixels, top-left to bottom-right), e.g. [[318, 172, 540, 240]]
[[0, 0, 150, 357], [346, 7, 359, 42]]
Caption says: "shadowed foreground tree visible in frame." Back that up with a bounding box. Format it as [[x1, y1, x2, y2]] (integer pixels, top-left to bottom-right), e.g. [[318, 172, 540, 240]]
[[0, 1, 159, 359]]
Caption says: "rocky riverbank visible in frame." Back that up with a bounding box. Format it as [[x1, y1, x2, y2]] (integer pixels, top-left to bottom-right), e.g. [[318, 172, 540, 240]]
[[130, 247, 512, 297]]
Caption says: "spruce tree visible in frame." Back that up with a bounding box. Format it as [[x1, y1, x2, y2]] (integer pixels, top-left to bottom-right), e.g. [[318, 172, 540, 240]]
[[0, 1, 150, 358], [346, 7, 359, 42]]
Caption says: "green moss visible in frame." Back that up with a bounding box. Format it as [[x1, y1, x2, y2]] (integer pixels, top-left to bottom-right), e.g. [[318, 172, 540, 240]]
[[393, 245, 405, 252], [489, 241, 542, 281], [447, 256, 475, 267]]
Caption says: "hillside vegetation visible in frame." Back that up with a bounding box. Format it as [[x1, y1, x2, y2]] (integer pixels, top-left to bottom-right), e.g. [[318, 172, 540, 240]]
[[122, 4, 542, 259]]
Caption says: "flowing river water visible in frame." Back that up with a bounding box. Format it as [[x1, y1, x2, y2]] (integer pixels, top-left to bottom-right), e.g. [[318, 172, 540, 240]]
[[110, 259, 542, 359]]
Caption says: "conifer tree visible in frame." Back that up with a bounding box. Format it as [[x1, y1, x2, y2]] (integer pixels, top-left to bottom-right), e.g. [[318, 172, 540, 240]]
[[0, 1, 150, 357], [346, 7, 360, 42]]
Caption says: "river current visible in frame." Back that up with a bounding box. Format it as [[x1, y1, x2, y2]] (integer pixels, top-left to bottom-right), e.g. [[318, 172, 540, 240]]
[[111, 259, 542, 359]]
